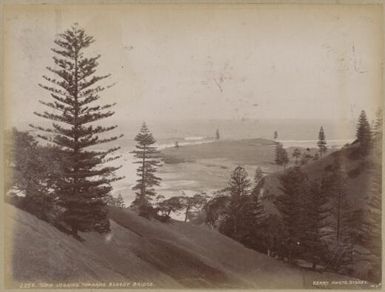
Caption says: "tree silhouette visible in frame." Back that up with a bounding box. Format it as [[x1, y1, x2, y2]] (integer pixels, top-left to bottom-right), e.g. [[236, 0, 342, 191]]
[[6, 129, 63, 222], [157, 196, 184, 217], [275, 142, 289, 169], [372, 108, 382, 157], [254, 167, 264, 185], [356, 110, 371, 156], [274, 131, 278, 140], [180, 193, 209, 222], [30, 24, 122, 236], [275, 167, 308, 262], [292, 148, 301, 165], [227, 166, 251, 235], [216, 129, 220, 140], [302, 181, 330, 270], [361, 168, 382, 283], [131, 123, 161, 216], [317, 126, 327, 157], [116, 193, 126, 208]]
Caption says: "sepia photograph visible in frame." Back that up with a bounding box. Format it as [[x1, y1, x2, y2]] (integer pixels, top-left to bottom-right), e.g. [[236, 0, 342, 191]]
[[1, 1, 383, 290]]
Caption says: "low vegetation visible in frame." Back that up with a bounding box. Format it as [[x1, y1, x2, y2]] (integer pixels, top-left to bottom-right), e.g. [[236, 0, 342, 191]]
[[201, 110, 381, 284]]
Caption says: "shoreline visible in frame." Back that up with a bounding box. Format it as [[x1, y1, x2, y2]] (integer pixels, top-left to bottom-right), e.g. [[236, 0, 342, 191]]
[[114, 137, 350, 207], [156, 138, 217, 150]]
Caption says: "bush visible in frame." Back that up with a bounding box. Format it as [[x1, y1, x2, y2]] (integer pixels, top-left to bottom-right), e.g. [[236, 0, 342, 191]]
[[138, 205, 158, 219], [347, 167, 362, 178], [155, 214, 171, 223]]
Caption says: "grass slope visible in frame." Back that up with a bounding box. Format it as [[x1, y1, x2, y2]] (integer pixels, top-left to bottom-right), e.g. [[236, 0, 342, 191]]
[[161, 138, 276, 165], [261, 143, 378, 211], [5, 204, 367, 289]]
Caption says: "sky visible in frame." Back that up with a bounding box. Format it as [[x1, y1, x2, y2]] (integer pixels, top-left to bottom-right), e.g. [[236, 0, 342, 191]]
[[3, 4, 384, 129]]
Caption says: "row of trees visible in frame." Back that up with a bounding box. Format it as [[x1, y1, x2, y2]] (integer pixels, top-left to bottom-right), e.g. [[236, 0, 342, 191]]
[[276, 162, 381, 282], [203, 109, 382, 283], [113, 108, 379, 222], [5, 24, 165, 237], [204, 166, 270, 246], [6, 122, 161, 221], [5, 24, 180, 235], [7, 120, 216, 224], [274, 109, 377, 170], [203, 157, 380, 283], [5, 23, 208, 239], [274, 126, 327, 169], [156, 192, 208, 222]]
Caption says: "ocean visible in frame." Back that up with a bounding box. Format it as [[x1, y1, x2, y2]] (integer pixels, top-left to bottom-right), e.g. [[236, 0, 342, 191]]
[[110, 118, 355, 208], [18, 118, 357, 207]]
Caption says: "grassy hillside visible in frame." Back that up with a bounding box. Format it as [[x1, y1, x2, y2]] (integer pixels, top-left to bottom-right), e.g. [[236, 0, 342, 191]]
[[4, 204, 368, 289], [161, 138, 276, 165], [260, 143, 379, 211]]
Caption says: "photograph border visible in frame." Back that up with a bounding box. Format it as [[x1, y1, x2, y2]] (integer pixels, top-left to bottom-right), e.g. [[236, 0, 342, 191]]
[[0, 0, 384, 291]]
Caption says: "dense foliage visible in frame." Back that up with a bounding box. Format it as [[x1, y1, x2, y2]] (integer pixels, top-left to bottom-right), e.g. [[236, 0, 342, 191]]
[[317, 126, 327, 157], [131, 123, 162, 217], [29, 24, 122, 236], [203, 110, 382, 283], [5, 129, 63, 222], [356, 110, 371, 156], [274, 142, 289, 169]]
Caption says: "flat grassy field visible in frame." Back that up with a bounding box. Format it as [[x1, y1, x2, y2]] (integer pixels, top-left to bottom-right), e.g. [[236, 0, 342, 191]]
[[157, 137, 333, 200], [158, 138, 282, 196], [161, 138, 276, 165]]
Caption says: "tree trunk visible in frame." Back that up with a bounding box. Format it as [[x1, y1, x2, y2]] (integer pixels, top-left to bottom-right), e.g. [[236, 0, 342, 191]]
[[184, 206, 190, 222], [234, 217, 238, 235], [141, 145, 146, 207], [336, 191, 341, 243]]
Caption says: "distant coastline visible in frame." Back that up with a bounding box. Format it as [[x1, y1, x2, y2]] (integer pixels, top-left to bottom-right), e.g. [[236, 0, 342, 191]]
[[278, 139, 353, 148]]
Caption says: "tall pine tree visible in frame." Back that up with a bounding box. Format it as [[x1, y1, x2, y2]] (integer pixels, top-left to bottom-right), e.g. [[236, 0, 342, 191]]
[[328, 163, 349, 244], [216, 129, 220, 140], [239, 173, 268, 254], [356, 110, 371, 156], [292, 148, 301, 165], [317, 126, 327, 157], [131, 123, 161, 216], [302, 180, 330, 270], [254, 167, 264, 185], [372, 108, 383, 158], [30, 24, 122, 236], [225, 166, 251, 236], [116, 193, 126, 208], [322, 161, 354, 271], [275, 167, 309, 262], [275, 142, 289, 169], [360, 167, 382, 283]]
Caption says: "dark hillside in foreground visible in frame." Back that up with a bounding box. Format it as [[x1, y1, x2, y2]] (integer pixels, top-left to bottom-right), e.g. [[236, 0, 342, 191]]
[[4, 204, 367, 289]]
